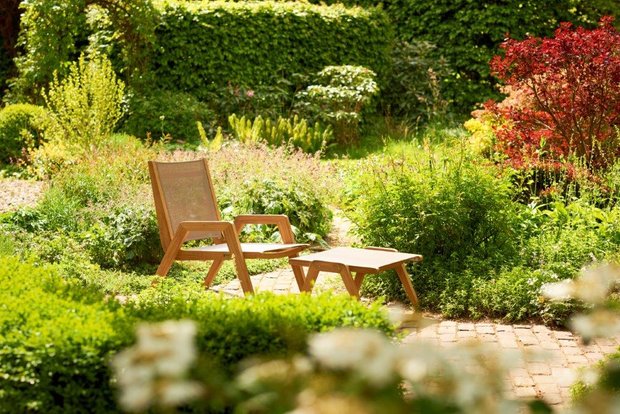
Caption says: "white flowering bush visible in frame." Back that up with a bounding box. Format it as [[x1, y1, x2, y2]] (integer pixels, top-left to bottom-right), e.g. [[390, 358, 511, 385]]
[[112, 265, 620, 413], [542, 264, 620, 412], [111, 320, 203, 412], [114, 324, 544, 413]]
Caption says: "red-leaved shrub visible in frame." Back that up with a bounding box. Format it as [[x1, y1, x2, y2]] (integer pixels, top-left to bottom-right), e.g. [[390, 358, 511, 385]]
[[489, 16, 620, 171]]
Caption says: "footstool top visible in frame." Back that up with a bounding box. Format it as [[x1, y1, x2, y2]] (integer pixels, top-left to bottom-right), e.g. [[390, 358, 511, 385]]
[[289, 247, 422, 272]]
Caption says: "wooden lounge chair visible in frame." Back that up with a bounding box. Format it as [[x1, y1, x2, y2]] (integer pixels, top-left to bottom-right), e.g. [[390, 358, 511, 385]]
[[148, 158, 309, 294]]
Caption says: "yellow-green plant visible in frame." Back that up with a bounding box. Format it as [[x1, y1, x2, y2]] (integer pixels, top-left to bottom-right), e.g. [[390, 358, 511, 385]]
[[43, 53, 125, 148], [228, 114, 332, 153]]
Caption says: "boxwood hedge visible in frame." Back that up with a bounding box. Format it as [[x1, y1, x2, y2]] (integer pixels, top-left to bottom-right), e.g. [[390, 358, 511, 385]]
[[0, 256, 393, 412], [152, 0, 392, 99]]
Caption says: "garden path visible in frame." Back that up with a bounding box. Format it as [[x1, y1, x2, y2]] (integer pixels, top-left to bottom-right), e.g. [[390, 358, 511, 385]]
[[215, 212, 620, 408], [0, 179, 45, 213]]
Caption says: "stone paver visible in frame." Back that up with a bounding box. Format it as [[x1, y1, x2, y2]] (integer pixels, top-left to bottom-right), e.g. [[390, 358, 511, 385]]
[[215, 267, 620, 408]]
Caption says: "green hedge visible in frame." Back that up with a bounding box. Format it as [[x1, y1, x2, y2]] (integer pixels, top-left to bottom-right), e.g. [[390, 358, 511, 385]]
[[0, 256, 131, 413], [128, 283, 394, 369], [0, 256, 393, 412], [152, 1, 392, 99]]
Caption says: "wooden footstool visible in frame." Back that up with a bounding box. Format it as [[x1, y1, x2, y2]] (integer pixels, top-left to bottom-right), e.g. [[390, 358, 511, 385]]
[[289, 247, 423, 307]]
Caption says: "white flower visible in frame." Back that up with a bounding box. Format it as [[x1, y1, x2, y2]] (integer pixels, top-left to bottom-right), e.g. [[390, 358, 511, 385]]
[[117, 382, 153, 413], [238, 358, 310, 389], [573, 264, 620, 304], [308, 329, 397, 387], [159, 380, 204, 407], [111, 320, 200, 412], [571, 310, 620, 340], [541, 279, 573, 301]]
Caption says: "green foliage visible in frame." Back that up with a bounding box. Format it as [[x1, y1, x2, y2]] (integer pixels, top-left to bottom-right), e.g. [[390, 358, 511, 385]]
[[9, 0, 88, 102], [11, 135, 164, 271], [9, 0, 155, 102], [296, 65, 379, 143], [0, 103, 49, 162], [0, 256, 131, 413], [220, 178, 333, 244], [0, 253, 393, 412], [228, 114, 333, 153], [521, 202, 620, 278], [44, 53, 125, 147], [85, 205, 161, 269], [153, 1, 391, 101], [121, 89, 216, 143], [384, 0, 613, 112], [127, 285, 394, 369]]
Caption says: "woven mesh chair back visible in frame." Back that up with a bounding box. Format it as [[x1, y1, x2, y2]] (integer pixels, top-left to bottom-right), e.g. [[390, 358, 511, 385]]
[[150, 159, 222, 242]]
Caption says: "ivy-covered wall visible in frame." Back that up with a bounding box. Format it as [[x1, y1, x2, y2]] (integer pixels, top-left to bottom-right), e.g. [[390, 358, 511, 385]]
[[151, 1, 392, 99]]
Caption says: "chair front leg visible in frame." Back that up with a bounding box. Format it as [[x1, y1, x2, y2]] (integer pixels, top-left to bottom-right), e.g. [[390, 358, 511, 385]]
[[221, 223, 254, 294], [156, 227, 190, 276]]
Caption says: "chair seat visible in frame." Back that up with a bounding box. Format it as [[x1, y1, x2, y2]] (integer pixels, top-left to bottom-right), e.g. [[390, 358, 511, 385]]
[[185, 242, 308, 254]]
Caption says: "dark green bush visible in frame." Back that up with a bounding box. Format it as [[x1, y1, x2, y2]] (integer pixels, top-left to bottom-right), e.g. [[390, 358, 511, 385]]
[[381, 40, 450, 123], [0, 256, 131, 413], [121, 89, 216, 143], [0, 103, 48, 162], [152, 1, 392, 101]]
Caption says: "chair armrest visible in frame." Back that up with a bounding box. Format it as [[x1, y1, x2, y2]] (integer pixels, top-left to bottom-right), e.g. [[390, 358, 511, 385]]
[[233, 214, 296, 244]]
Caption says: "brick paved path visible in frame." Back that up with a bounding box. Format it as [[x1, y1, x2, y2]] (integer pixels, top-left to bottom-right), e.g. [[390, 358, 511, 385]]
[[216, 268, 620, 408]]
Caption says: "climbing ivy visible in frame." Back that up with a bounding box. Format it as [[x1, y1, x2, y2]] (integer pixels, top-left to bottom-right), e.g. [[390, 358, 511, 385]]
[[8, 0, 156, 103]]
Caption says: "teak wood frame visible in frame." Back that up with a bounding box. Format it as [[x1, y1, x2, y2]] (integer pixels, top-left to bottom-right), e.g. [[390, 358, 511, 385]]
[[148, 159, 308, 294]]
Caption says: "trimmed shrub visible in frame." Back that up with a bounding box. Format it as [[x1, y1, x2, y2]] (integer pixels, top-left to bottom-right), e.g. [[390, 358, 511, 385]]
[[0, 256, 131, 413], [127, 284, 394, 370], [121, 89, 216, 143], [0, 103, 48, 162], [152, 1, 392, 100]]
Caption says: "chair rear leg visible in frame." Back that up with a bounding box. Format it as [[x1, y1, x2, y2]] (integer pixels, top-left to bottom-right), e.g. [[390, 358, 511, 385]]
[[204, 257, 225, 288]]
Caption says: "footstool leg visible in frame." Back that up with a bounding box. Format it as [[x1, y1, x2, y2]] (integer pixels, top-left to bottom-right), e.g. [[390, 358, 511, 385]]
[[303, 266, 320, 292], [339, 265, 360, 299], [396, 264, 419, 307], [290, 261, 307, 292], [354, 272, 366, 290]]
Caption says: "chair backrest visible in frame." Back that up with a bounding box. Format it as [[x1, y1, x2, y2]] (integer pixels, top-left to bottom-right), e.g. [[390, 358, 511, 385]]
[[148, 159, 222, 250]]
